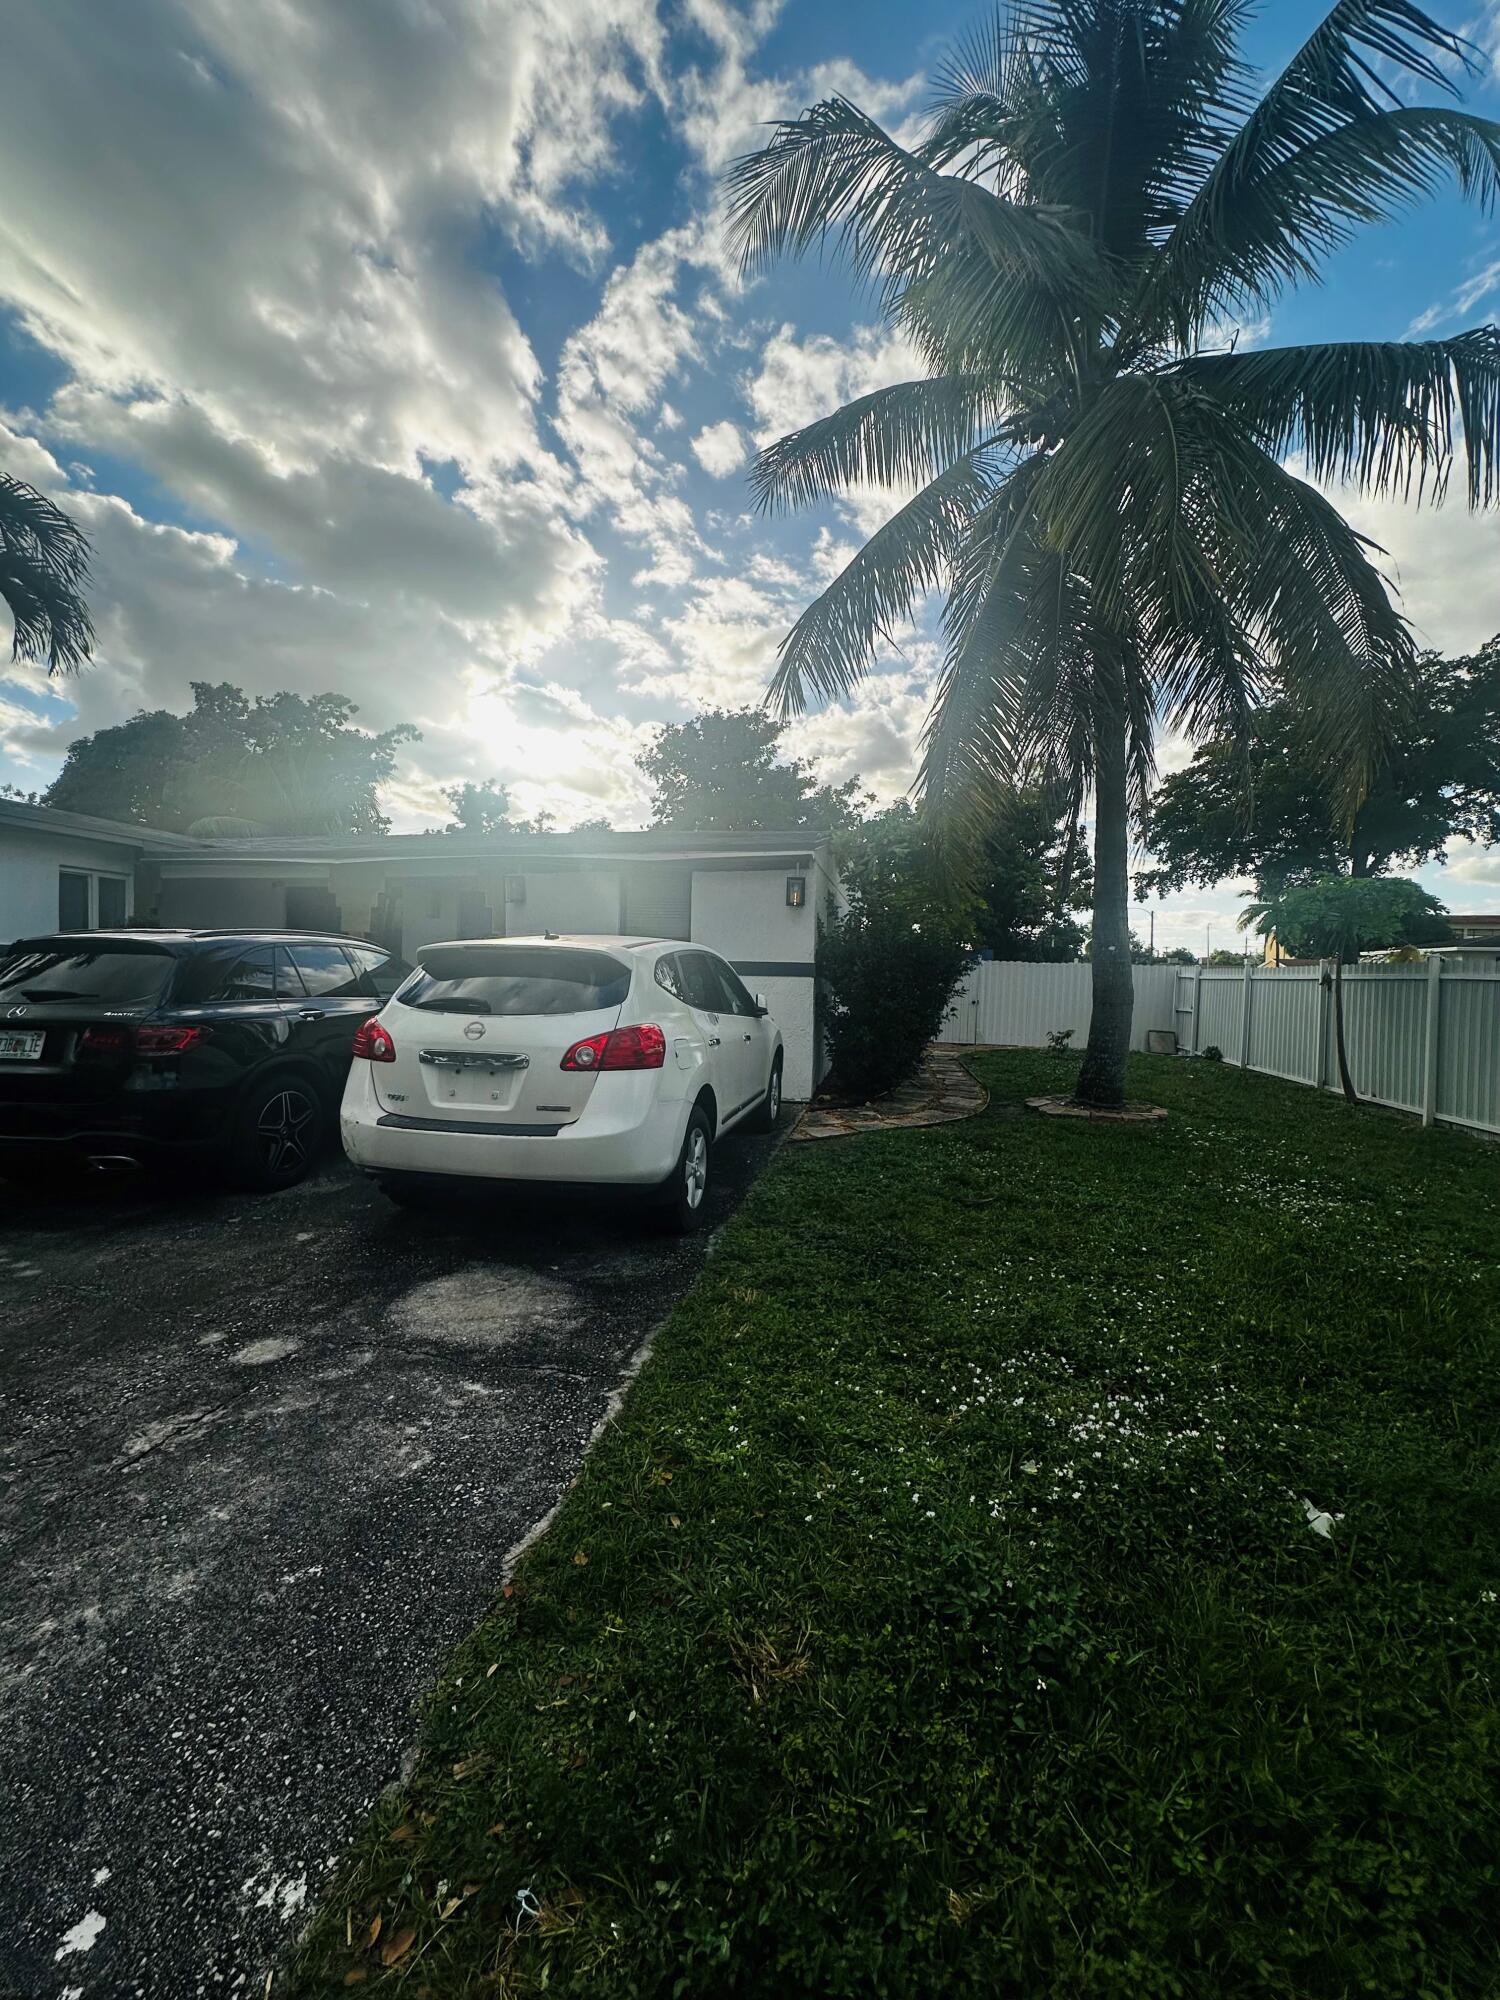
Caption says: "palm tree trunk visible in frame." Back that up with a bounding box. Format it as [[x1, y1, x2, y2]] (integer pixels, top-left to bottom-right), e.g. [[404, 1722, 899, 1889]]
[[1075, 683, 1133, 1108], [1332, 956, 1359, 1105]]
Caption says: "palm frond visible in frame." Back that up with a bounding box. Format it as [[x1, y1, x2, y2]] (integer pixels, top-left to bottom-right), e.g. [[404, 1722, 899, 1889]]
[[917, 455, 1120, 859], [725, 96, 1106, 375], [767, 447, 1008, 717], [1134, 0, 1500, 345], [0, 475, 94, 673], [1169, 326, 1500, 505], [750, 376, 1012, 514]]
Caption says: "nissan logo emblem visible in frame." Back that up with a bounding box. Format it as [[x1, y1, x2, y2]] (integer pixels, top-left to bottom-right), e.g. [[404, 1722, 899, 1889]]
[[463, 1020, 486, 1040]]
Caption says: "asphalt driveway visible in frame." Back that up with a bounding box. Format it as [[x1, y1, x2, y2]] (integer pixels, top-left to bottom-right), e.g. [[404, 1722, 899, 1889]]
[[0, 1119, 784, 1999]]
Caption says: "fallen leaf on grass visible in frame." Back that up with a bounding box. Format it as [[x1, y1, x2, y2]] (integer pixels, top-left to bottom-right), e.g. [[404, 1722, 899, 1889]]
[[572, 1551, 588, 1566], [439, 1896, 461, 1920], [486, 1822, 507, 1838], [453, 1754, 489, 1779], [366, 1915, 382, 1946], [381, 1925, 418, 1967], [389, 1824, 416, 1845], [343, 1970, 368, 1987], [502, 1584, 514, 1599], [669, 1515, 682, 1529]]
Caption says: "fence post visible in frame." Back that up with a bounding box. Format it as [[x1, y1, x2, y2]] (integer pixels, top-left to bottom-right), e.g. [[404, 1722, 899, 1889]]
[[1421, 952, 1443, 1127], [1239, 961, 1254, 1070], [1315, 960, 1331, 1090], [1191, 964, 1202, 1055]]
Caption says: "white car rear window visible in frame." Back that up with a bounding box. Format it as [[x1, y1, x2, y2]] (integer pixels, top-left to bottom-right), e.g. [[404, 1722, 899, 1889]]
[[404, 946, 631, 1016]]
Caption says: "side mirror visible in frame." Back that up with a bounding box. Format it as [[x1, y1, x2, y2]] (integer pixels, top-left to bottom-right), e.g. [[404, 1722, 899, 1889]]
[[754, 994, 769, 1017]]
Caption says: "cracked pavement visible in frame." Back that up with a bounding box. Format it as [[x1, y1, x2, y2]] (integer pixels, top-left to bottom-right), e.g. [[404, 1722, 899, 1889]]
[[0, 1123, 782, 1998]]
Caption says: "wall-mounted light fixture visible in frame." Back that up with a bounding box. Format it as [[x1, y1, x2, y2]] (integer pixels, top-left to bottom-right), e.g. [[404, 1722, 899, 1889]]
[[506, 874, 526, 904], [785, 874, 806, 909]]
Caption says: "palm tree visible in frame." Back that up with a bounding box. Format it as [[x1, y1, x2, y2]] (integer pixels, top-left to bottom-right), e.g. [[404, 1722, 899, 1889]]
[[0, 472, 93, 672], [726, 0, 1500, 1106]]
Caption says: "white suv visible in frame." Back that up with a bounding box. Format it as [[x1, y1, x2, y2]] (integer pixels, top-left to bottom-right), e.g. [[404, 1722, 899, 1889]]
[[339, 935, 783, 1229]]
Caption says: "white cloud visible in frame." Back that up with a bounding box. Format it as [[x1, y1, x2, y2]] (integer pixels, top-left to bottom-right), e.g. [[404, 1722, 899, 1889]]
[[1326, 478, 1500, 655], [745, 319, 923, 444], [690, 419, 748, 476], [1403, 243, 1500, 335]]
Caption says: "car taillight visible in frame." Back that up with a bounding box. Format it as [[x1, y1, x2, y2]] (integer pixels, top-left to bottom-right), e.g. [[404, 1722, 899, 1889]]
[[78, 1026, 132, 1056], [560, 1022, 666, 1071], [351, 1016, 397, 1062], [136, 1024, 203, 1054]]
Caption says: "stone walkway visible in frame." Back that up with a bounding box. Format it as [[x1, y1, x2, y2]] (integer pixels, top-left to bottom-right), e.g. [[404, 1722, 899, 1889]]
[[790, 1047, 987, 1142]]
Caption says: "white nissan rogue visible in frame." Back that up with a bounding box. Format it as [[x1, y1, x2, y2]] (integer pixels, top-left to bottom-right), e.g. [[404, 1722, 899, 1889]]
[[339, 935, 783, 1228]]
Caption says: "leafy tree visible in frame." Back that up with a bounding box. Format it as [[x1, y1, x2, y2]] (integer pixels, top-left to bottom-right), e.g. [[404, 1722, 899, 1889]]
[[0, 472, 92, 673], [1206, 947, 1248, 967], [1244, 876, 1450, 1103], [44, 682, 416, 834], [1140, 640, 1500, 896], [974, 790, 1091, 960], [726, 2, 1500, 1107], [442, 780, 516, 836], [642, 708, 868, 832], [840, 793, 1090, 959]]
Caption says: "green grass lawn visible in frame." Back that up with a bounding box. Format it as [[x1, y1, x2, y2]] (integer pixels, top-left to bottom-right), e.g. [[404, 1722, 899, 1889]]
[[290, 1053, 1500, 1999]]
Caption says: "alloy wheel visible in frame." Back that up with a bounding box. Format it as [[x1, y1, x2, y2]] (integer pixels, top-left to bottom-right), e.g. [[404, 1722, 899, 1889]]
[[257, 1087, 317, 1177], [684, 1125, 708, 1210]]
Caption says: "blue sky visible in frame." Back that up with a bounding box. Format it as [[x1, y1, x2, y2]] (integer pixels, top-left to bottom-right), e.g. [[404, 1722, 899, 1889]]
[[1, 0, 1499, 953]]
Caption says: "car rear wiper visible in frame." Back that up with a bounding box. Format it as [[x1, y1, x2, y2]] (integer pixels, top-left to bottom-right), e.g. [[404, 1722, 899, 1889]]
[[413, 997, 492, 1014]]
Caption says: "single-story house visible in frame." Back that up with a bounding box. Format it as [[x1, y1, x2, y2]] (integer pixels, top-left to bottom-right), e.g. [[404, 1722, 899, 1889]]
[[0, 802, 839, 1098], [0, 797, 199, 935]]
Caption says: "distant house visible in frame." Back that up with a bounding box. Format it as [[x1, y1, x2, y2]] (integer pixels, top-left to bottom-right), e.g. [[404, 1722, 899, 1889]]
[[1262, 910, 1500, 972], [0, 803, 839, 1098], [1441, 914, 1500, 967]]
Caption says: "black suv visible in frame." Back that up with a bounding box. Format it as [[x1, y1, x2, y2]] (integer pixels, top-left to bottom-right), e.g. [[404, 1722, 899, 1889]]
[[0, 930, 410, 1189]]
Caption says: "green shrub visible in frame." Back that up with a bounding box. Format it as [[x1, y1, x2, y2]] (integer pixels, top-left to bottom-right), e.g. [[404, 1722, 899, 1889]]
[[820, 908, 970, 1097], [1045, 1026, 1075, 1054]]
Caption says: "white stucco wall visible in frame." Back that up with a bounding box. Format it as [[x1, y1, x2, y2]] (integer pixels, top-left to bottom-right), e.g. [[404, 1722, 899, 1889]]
[[0, 829, 138, 943], [690, 867, 820, 1100], [506, 871, 621, 937]]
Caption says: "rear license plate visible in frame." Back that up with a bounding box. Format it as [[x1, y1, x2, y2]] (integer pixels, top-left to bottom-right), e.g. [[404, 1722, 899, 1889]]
[[0, 1030, 45, 1062]]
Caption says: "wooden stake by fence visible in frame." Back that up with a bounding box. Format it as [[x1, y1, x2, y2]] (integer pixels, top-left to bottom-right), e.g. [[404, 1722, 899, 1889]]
[[1422, 953, 1443, 1128]]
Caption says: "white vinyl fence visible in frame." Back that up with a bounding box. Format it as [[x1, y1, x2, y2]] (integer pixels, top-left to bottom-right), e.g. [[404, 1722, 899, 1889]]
[[1173, 959, 1500, 1136], [940, 957, 1500, 1138], [942, 960, 1180, 1052]]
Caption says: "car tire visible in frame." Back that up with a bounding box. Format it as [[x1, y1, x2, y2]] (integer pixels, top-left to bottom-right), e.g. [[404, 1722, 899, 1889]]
[[656, 1104, 713, 1233], [227, 1073, 326, 1191], [748, 1055, 783, 1133]]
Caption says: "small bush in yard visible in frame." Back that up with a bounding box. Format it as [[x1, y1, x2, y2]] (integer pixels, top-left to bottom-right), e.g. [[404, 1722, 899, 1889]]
[[820, 910, 969, 1097], [818, 804, 972, 1098], [1045, 1027, 1074, 1055]]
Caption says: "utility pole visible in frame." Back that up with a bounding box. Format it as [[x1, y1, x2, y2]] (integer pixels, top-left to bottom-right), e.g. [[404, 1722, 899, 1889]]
[[1149, 910, 1155, 956]]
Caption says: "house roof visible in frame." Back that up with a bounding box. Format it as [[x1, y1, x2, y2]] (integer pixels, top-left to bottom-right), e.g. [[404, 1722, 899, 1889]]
[[0, 797, 199, 850], [0, 799, 832, 866], [157, 827, 833, 866]]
